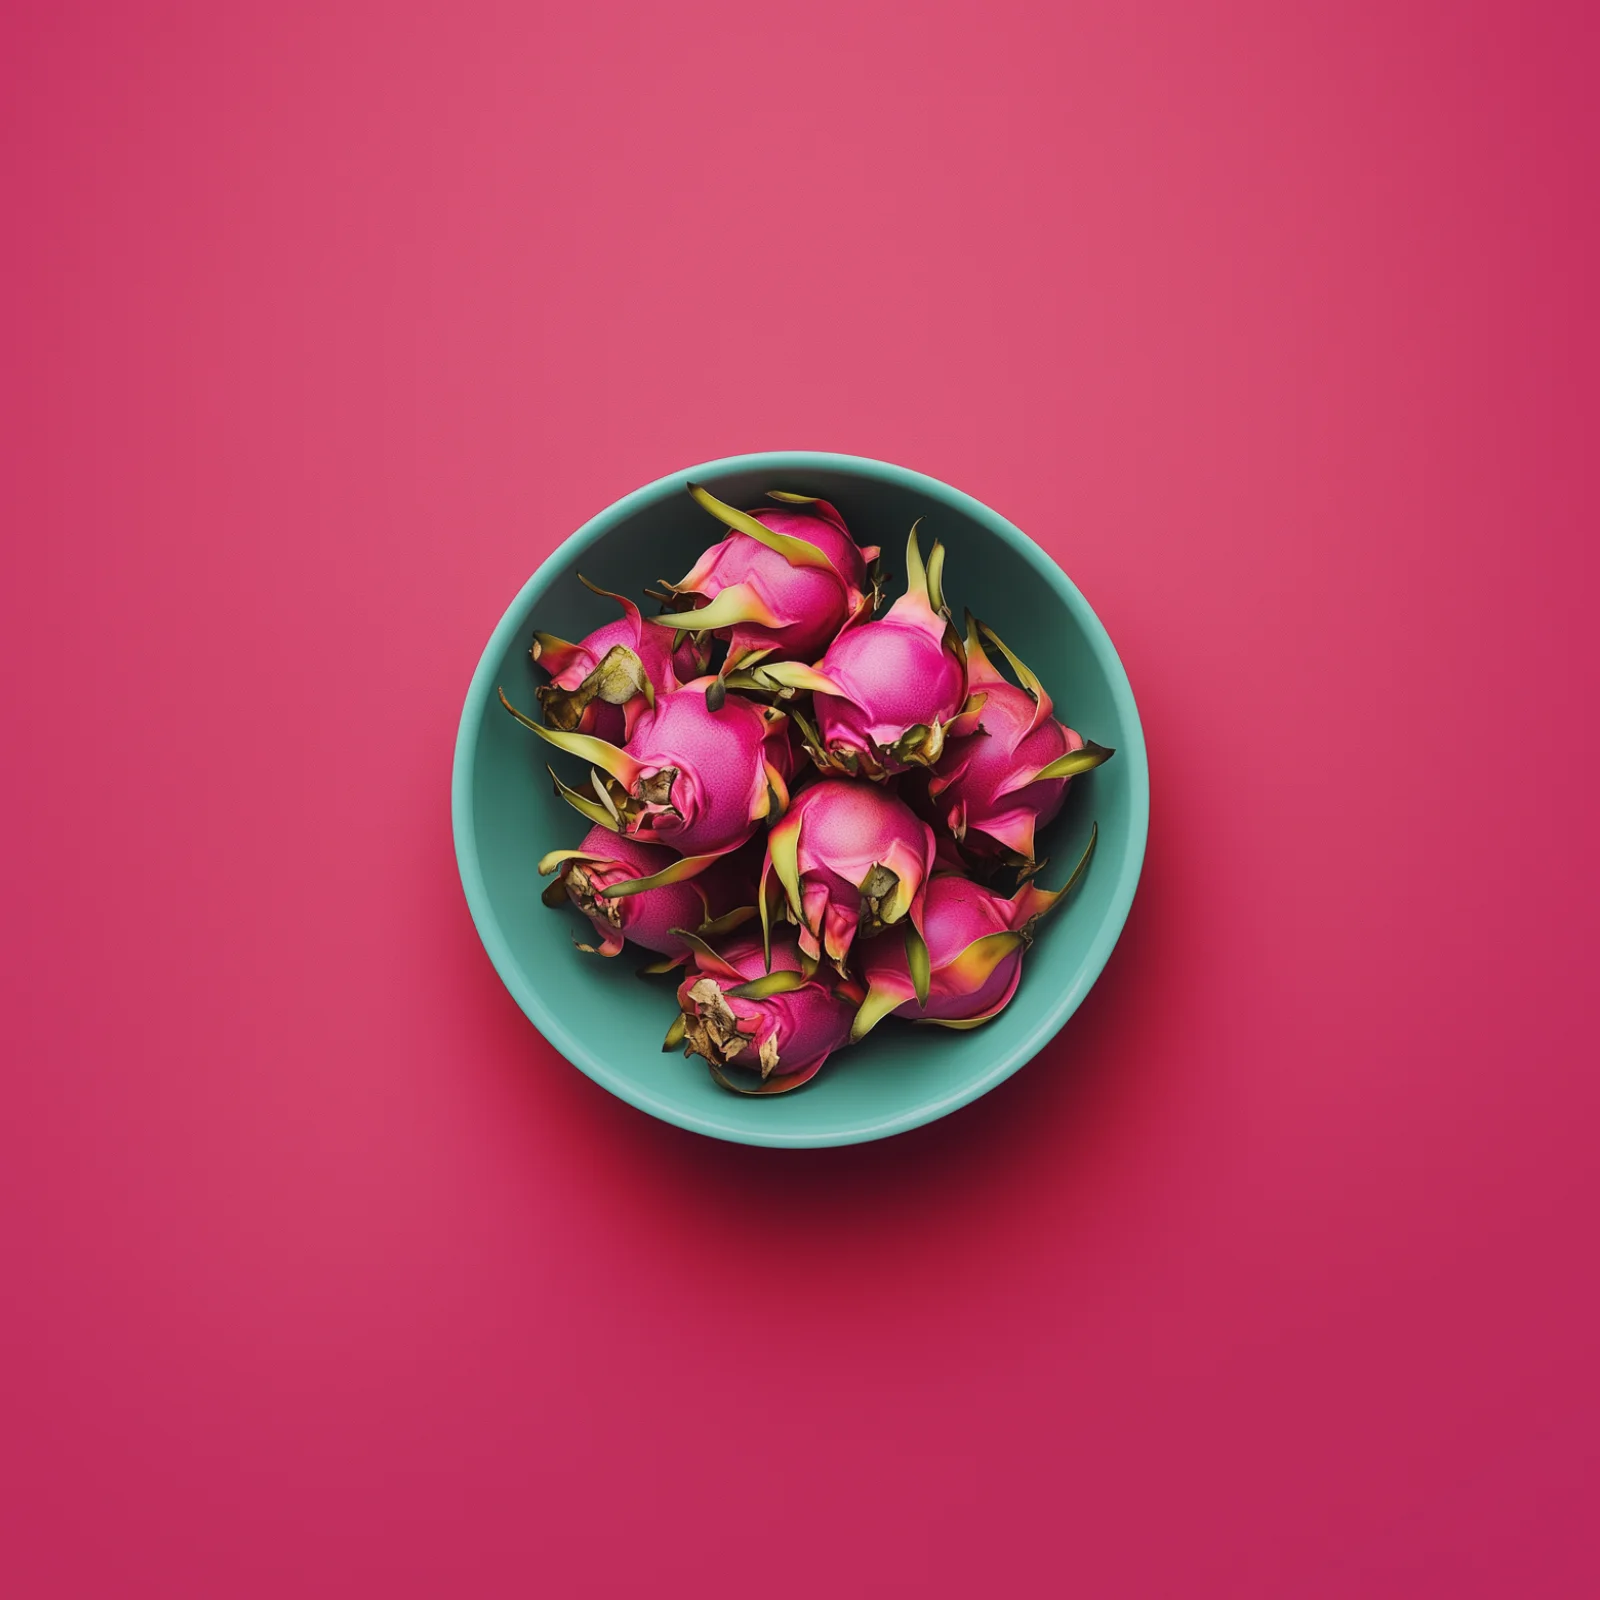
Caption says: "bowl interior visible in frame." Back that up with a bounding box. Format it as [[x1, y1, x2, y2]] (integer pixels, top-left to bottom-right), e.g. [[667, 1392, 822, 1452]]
[[454, 453, 1147, 1146]]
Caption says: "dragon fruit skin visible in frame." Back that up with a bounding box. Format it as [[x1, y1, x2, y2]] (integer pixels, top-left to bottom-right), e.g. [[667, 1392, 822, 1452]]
[[533, 579, 707, 742], [850, 826, 1098, 1038], [617, 681, 793, 856], [928, 617, 1113, 869], [669, 928, 861, 1094], [765, 524, 978, 779], [762, 776, 936, 972], [650, 485, 879, 666], [538, 825, 755, 962], [501, 678, 792, 884], [858, 876, 1026, 1026]]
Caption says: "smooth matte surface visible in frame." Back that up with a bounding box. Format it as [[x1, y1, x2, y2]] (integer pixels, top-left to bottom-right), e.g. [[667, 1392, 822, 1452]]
[[3, 3, 1597, 1596], [455, 452, 1147, 1144]]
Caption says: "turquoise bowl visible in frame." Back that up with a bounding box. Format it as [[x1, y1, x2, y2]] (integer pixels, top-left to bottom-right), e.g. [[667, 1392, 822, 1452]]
[[453, 452, 1148, 1147]]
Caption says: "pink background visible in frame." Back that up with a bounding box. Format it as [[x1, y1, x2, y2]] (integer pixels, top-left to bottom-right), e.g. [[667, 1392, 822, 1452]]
[[3, 2, 1595, 1593]]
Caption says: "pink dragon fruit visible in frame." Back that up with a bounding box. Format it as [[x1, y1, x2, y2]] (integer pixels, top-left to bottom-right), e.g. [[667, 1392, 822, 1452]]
[[747, 523, 980, 777], [849, 826, 1098, 1039], [665, 928, 862, 1095], [531, 576, 708, 741], [647, 485, 879, 675], [926, 615, 1113, 872], [538, 825, 757, 966], [761, 777, 936, 973], [499, 677, 791, 887]]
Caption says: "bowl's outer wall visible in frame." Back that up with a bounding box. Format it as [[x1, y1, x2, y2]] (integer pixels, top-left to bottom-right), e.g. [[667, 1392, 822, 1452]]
[[454, 453, 1149, 1145]]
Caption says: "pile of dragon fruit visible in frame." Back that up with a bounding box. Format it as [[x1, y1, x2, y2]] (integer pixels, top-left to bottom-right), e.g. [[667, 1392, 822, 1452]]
[[499, 484, 1113, 1096]]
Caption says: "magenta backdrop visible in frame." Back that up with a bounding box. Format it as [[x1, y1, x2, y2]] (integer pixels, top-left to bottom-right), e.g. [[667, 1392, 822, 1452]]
[[2, 1, 1596, 1594]]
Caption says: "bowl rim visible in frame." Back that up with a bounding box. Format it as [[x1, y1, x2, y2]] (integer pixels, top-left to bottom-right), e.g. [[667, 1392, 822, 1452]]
[[452, 450, 1149, 1147]]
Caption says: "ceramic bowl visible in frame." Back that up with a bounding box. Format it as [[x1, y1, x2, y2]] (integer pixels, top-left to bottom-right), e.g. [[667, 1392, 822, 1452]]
[[453, 452, 1148, 1146]]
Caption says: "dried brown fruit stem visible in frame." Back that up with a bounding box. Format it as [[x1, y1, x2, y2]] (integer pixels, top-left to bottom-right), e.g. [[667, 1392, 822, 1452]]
[[681, 979, 746, 1068]]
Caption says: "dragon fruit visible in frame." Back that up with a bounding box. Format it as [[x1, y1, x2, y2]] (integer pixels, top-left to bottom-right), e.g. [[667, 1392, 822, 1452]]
[[761, 777, 936, 973], [748, 524, 980, 777], [531, 576, 707, 741], [849, 826, 1097, 1039], [500, 678, 791, 886], [538, 825, 756, 966], [648, 485, 879, 671], [665, 928, 862, 1094], [926, 615, 1113, 872]]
